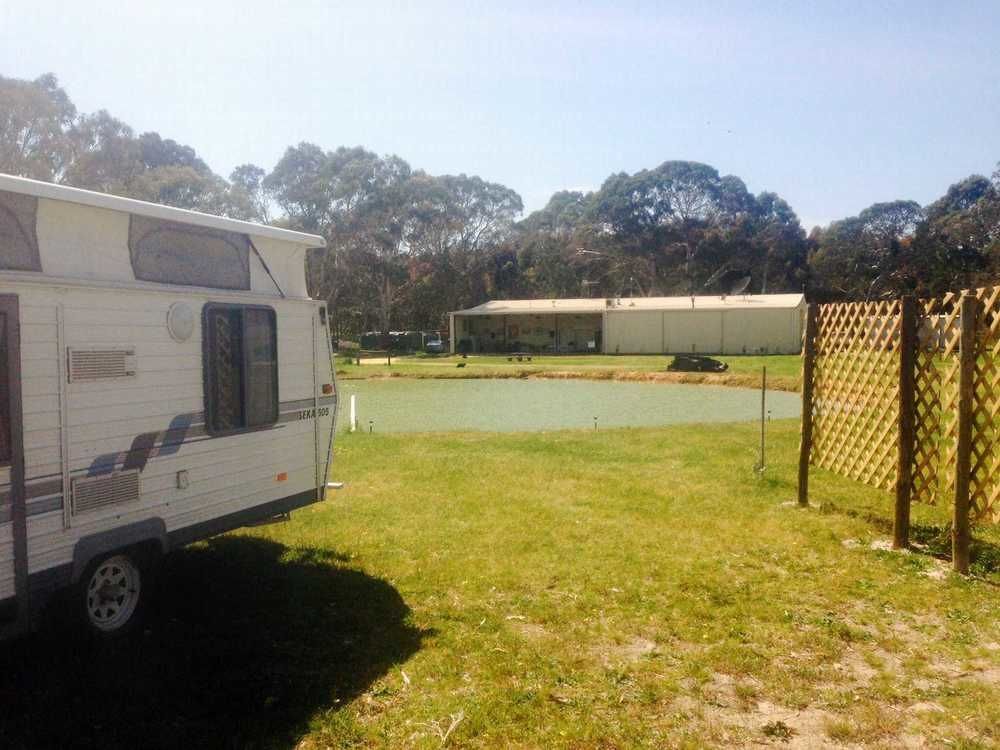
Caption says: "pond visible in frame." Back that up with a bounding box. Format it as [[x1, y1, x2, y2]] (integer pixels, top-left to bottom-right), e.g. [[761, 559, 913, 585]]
[[335, 378, 800, 433]]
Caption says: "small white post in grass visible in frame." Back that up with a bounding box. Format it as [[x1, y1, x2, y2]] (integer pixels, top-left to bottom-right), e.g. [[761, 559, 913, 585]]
[[755, 366, 767, 475], [349, 394, 357, 432]]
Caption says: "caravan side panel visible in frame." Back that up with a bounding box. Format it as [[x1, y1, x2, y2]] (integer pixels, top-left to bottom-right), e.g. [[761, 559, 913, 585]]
[[0, 281, 331, 595]]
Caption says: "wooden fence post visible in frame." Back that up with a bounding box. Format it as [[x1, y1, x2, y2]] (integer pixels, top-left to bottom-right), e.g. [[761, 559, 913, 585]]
[[798, 303, 818, 507], [893, 296, 917, 549], [953, 294, 978, 574]]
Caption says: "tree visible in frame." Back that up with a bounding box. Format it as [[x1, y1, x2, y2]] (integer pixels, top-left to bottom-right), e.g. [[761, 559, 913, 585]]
[[406, 173, 523, 319], [588, 161, 763, 295], [63, 110, 144, 193], [748, 192, 807, 294], [0, 73, 76, 180], [909, 169, 1000, 294], [227, 164, 271, 222], [265, 145, 421, 335], [809, 200, 924, 299]]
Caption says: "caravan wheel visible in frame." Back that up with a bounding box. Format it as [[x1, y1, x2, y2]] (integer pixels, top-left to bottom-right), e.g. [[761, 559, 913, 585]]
[[81, 553, 144, 636]]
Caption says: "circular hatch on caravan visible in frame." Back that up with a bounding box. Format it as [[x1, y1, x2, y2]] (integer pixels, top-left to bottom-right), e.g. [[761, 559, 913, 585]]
[[166, 302, 195, 342]]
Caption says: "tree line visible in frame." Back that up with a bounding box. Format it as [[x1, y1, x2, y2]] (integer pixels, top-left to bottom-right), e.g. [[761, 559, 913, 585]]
[[3, 73, 998, 337]]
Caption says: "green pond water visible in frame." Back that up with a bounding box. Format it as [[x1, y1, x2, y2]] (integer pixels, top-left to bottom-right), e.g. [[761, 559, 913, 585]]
[[335, 379, 800, 433]]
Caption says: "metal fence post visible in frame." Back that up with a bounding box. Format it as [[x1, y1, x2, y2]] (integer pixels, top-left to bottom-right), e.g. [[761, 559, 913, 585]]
[[953, 294, 978, 574], [798, 304, 818, 507], [893, 296, 917, 549]]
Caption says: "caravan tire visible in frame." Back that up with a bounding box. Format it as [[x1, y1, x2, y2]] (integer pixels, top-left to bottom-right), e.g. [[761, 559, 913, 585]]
[[78, 551, 147, 638]]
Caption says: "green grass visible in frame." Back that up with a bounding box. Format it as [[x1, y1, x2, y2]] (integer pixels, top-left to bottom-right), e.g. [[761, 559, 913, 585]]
[[282, 423, 998, 748], [4, 420, 996, 749], [336, 353, 803, 391]]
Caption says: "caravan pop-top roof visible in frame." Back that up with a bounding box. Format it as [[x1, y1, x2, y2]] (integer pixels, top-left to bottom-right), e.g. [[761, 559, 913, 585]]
[[0, 173, 325, 298]]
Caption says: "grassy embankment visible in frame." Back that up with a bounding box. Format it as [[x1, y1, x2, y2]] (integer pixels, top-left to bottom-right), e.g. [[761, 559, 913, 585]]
[[336, 353, 803, 392], [5, 421, 997, 748]]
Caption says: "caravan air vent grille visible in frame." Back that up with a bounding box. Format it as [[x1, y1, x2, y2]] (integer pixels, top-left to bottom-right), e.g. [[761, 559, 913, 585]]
[[71, 470, 141, 514], [67, 348, 137, 382]]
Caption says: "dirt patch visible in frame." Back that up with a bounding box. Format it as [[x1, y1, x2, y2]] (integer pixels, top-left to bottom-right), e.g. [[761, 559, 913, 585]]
[[672, 676, 847, 749], [592, 636, 659, 667], [931, 658, 1000, 687], [509, 620, 549, 640], [504, 614, 550, 641], [834, 648, 882, 686]]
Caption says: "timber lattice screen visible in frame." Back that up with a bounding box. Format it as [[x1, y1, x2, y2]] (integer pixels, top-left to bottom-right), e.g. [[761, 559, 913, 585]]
[[808, 287, 1000, 524], [811, 300, 902, 492]]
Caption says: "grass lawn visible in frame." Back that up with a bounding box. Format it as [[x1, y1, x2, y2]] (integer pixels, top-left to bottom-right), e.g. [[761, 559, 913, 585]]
[[336, 353, 803, 391], [3, 421, 996, 749]]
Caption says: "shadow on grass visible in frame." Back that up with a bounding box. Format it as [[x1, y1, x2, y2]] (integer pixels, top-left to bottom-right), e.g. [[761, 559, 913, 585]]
[[0, 536, 428, 750], [822, 501, 1000, 577]]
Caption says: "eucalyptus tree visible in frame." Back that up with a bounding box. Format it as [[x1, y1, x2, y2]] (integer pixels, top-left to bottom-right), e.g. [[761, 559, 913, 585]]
[[588, 161, 761, 295], [808, 200, 924, 299], [405, 172, 523, 324], [0, 73, 76, 181], [910, 168, 1000, 293]]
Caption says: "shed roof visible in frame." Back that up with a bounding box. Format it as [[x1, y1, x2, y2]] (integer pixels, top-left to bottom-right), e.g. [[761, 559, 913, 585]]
[[452, 293, 805, 316], [0, 173, 326, 248]]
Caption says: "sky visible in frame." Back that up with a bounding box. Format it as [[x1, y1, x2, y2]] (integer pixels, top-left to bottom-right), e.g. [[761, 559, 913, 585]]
[[2, 0, 998, 228]]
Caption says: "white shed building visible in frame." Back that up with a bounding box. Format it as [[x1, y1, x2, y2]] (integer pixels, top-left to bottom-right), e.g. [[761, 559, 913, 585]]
[[449, 293, 806, 355]]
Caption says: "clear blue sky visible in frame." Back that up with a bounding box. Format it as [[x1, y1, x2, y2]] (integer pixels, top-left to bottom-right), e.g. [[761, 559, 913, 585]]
[[2, 1, 998, 228]]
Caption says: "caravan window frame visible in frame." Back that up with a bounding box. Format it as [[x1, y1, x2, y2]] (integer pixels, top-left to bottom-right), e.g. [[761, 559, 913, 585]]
[[0, 309, 12, 466], [202, 303, 279, 435]]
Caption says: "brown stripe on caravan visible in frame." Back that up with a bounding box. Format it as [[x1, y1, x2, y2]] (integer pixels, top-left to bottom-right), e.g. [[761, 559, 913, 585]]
[[0, 494, 64, 524], [0, 477, 63, 507], [82, 396, 335, 477]]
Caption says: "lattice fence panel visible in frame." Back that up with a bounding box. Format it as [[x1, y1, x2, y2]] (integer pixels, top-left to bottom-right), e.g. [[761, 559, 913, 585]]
[[969, 286, 1000, 523], [912, 294, 962, 505], [811, 300, 902, 492], [911, 343, 943, 505], [913, 286, 1000, 523]]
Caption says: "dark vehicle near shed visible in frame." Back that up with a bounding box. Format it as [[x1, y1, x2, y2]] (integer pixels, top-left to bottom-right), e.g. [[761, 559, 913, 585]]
[[667, 354, 729, 373]]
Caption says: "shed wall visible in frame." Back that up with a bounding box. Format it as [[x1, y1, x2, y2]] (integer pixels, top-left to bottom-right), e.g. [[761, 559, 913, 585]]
[[605, 307, 803, 355]]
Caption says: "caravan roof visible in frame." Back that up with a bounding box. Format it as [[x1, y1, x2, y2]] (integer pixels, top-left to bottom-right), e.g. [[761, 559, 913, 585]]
[[0, 173, 325, 298], [0, 173, 325, 248]]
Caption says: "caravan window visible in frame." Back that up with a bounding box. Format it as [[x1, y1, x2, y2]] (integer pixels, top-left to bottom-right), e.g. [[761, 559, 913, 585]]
[[203, 305, 278, 432]]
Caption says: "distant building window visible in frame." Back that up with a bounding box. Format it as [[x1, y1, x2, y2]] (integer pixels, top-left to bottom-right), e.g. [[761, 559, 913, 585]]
[[129, 215, 251, 290], [0, 191, 42, 272], [203, 305, 277, 432]]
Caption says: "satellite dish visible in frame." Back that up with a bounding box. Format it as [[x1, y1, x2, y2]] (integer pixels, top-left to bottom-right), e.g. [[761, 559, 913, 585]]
[[730, 275, 752, 296]]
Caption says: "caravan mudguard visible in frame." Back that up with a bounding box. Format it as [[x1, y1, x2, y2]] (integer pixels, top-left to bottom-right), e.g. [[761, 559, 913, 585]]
[[70, 518, 169, 583]]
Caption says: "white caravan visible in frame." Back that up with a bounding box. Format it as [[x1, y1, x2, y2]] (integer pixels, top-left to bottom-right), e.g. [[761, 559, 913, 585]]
[[0, 174, 336, 638]]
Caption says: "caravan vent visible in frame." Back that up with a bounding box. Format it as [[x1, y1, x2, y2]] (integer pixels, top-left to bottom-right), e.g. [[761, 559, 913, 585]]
[[71, 470, 141, 515], [68, 348, 137, 382]]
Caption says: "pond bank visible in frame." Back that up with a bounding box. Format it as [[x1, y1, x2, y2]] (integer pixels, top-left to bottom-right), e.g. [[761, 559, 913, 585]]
[[338, 367, 800, 392]]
